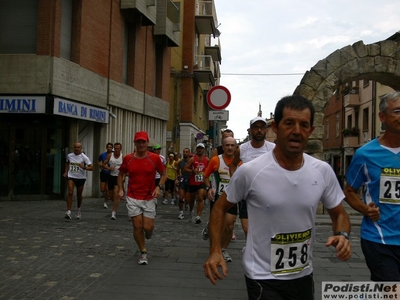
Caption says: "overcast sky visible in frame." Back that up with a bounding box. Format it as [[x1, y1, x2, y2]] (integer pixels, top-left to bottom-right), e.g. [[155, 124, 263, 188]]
[[213, 0, 400, 140]]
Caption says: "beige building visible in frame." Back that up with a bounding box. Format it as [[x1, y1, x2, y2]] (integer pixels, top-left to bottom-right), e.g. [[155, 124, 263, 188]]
[[168, 0, 222, 154]]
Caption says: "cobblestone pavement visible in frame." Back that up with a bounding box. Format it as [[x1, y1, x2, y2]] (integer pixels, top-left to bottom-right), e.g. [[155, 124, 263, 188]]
[[0, 198, 366, 300]]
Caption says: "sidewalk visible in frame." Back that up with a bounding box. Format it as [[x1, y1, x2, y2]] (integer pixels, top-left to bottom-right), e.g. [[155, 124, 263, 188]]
[[0, 198, 366, 300]]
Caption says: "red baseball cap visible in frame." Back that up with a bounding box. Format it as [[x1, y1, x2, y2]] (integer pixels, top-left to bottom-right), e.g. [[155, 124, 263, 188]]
[[134, 131, 149, 141]]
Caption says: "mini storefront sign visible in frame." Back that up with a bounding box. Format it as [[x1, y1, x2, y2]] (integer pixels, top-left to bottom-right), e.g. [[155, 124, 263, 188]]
[[0, 96, 46, 113], [54, 98, 109, 124]]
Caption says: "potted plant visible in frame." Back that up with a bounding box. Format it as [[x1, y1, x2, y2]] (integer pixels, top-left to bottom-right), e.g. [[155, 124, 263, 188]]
[[342, 127, 360, 137]]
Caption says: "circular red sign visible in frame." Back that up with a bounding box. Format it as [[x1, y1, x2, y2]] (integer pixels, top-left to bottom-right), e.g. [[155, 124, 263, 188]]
[[207, 85, 231, 110]]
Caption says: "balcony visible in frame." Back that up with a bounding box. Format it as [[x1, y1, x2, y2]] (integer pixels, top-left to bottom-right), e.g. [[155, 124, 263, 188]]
[[342, 127, 360, 148], [121, 0, 157, 25], [193, 55, 215, 85], [195, 0, 220, 37], [205, 37, 221, 63], [343, 136, 359, 148], [344, 89, 360, 107], [154, 0, 180, 47]]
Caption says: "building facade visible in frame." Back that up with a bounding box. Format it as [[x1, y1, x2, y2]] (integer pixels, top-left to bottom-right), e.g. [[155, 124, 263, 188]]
[[0, 0, 179, 200], [168, 0, 221, 154], [322, 81, 395, 187]]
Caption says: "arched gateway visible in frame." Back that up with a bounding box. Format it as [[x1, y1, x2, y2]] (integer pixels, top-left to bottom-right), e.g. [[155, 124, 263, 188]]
[[294, 37, 400, 158]]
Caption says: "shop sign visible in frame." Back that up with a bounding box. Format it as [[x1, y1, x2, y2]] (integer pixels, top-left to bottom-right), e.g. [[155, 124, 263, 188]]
[[209, 110, 229, 121], [54, 98, 109, 124], [0, 96, 46, 113]]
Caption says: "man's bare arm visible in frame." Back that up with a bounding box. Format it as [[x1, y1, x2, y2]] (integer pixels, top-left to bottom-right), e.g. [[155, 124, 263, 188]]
[[344, 184, 380, 221], [184, 157, 194, 173], [325, 203, 352, 261], [203, 192, 235, 284]]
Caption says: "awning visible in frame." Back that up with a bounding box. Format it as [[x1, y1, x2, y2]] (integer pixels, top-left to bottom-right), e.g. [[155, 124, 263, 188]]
[[148, 137, 161, 148]]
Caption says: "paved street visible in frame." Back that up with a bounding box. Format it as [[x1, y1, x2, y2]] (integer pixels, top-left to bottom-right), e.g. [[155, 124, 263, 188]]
[[0, 197, 367, 300]]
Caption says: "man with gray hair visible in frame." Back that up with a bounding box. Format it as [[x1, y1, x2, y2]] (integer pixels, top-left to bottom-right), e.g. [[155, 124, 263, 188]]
[[345, 91, 400, 281]]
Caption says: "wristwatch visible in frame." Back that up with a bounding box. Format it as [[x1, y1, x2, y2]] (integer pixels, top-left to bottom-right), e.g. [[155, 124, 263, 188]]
[[205, 186, 211, 191], [335, 231, 349, 240], [158, 184, 165, 190]]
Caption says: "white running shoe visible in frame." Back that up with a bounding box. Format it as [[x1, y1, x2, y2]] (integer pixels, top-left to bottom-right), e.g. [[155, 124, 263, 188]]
[[111, 211, 116, 220], [178, 212, 184, 220], [103, 202, 108, 209], [171, 199, 176, 205], [65, 210, 72, 220], [222, 250, 232, 262], [232, 232, 237, 240], [138, 252, 148, 265], [202, 227, 209, 240], [76, 209, 81, 219], [162, 199, 168, 205]]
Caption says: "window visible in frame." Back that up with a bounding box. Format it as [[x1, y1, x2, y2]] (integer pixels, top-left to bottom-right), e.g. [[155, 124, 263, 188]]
[[355, 110, 359, 130], [123, 22, 129, 84], [194, 84, 198, 113], [155, 44, 164, 98], [325, 120, 329, 139], [347, 115, 352, 129], [335, 113, 340, 137], [61, 0, 73, 60], [0, 0, 38, 54], [362, 107, 369, 131]]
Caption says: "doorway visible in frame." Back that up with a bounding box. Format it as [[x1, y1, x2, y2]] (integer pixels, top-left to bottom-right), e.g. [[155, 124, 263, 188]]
[[0, 119, 63, 200], [11, 126, 42, 196]]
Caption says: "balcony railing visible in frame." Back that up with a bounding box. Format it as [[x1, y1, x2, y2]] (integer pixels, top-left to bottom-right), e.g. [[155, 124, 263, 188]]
[[154, 0, 180, 46], [194, 55, 214, 74], [205, 36, 221, 63], [167, 0, 179, 24], [193, 55, 215, 85], [344, 89, 360, 107], [195, 0, 219, 37], [343, 136, 359, 148], [120, 0, 157, 25]]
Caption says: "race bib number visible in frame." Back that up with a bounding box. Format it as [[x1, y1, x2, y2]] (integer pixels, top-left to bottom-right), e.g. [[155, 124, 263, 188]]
[[379, 168, 400, 204], [69, 163, 81, 173], [217, 178, 229, 195], [195, 173, 204, 182], [270, 229, 311, 276]]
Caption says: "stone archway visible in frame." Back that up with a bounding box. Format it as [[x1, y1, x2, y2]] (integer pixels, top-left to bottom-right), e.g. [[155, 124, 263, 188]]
[[294, 37, 400, 158]]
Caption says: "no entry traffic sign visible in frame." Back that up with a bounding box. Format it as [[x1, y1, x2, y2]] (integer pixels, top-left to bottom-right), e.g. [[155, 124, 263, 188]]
[[207, 85, 231, 110]]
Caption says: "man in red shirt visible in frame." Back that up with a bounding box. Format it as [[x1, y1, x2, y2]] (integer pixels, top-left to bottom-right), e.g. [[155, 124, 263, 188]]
[[184, 143, 209, 224], [118, 131, 166, 265]]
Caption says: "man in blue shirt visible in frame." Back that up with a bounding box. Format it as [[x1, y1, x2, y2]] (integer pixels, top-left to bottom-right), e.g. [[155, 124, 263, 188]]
[[98, 143, 113, 209], [344, 91, 400, 281]]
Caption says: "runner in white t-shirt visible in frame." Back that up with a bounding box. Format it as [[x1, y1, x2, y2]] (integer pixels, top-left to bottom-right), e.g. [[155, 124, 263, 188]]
[[229, 116, 275, 239], [103, 142, 124, 220], [204, 95, 351, 300], [63, 142, 93, 220]]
